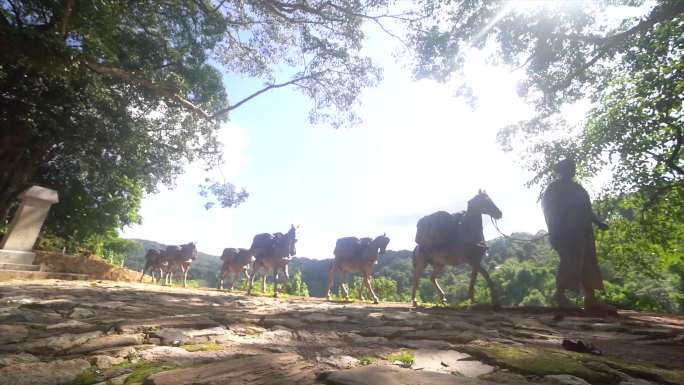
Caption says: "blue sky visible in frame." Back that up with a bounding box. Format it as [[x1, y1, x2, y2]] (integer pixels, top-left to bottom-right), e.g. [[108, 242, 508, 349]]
[[122, 6, 617, 258]]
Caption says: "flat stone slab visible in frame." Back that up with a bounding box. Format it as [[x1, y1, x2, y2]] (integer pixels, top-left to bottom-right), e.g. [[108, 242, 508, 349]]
[[0, 325, 28, 344], [412, 349, 495, 377], [0, 263, 39, 272], [412, 349, 470, 373], [0, 250, 36, 266], [0, 270, 88, 281], [144, 353, 315, 385], [0, 358, 90, 385], [324, 366, 498, 385]]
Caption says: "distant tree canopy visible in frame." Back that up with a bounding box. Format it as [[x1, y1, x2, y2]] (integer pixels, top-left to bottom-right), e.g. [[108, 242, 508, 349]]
[[407, 0, 683, 199], [0, 0, 403, 244]]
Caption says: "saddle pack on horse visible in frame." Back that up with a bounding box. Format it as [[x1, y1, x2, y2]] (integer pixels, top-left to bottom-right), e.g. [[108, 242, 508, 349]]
[[334, 237, 373, 259], [415, 210, 466, 249], [251, 232, 291, 256]]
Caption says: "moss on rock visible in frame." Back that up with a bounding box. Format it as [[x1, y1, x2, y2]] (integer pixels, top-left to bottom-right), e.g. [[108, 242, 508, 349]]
[[180, 342, 224, 352], [461, 342, 684, 385]]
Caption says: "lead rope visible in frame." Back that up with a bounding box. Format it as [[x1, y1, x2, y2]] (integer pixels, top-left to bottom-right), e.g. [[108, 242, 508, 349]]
[[490, 217, 549, 243]]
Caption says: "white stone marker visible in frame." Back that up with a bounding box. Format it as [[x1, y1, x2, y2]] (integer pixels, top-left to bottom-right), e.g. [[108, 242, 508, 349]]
[[0, 186, 59, 265]]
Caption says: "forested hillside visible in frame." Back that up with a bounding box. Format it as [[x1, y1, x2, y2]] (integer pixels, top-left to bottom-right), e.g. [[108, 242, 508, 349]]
[[126, 233, 683, 313]]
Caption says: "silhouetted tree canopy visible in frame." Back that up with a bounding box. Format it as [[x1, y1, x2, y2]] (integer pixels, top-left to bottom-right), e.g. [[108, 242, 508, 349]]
[[407, 0, 683, 198], [0, 0, 403, 241]]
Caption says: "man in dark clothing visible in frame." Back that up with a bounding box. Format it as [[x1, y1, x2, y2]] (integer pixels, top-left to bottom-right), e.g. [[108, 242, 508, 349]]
[[542, 158, 612, 310]]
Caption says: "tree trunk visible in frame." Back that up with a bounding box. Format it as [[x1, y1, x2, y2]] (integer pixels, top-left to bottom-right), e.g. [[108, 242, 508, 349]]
[[0, 133, 51, 224]]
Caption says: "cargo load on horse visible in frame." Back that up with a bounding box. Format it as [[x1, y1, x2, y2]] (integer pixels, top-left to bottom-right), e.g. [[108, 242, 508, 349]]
[[334, 237, 373, 259], [414, 210, 465, 248], [251, 233, 275, 252]]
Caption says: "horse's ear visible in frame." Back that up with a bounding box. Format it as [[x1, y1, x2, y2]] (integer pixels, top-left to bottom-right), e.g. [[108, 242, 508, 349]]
[[478, 188, 482, 194], [382, 232, 386, 237]]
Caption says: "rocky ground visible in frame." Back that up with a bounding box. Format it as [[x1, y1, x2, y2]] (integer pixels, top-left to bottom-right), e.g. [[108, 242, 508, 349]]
[[0, 280, 682, 385]]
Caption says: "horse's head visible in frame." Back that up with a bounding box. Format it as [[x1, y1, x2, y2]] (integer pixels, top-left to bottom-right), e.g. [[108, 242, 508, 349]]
[[468, 190, 502, 219], [373, 233, 390, 255], [286, 224, 298, 256]]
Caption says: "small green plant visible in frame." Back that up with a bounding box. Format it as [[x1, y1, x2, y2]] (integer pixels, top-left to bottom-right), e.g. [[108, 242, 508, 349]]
[[358, 356, 377, 366], [387, 350, 415, 367], [181, 342, 223, 352], [69, 367, 98, 385], [88, 359, 179, 385], [124, 361, 178, 384]]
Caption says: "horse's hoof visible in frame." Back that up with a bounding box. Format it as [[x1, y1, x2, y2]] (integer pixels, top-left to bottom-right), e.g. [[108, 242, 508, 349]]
[[373, 299, 379, 304], [412, 301, 418, 307]]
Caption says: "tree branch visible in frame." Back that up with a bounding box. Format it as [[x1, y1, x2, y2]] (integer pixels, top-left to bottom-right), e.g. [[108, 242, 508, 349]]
[[61, 0, 75, 39], [559, 1, 684, 89], [212, 73, 321, 118], [84, 62, 212, 119], [666, 128, 683, 176], [7, 0, 23, 27], [212, 0, 229, 13]]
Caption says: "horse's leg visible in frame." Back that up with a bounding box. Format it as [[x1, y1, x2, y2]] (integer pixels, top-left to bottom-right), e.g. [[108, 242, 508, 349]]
[[326, 262, 337, 300], [241, 268, 250, 291], [218, 268, 225, 290], [477, 264, 500, 306], [262, 272, 267, 294], [363, 272, 379, 304], [283, 264, 290, 281], [341, 272, 350, 300], [182, 265, 188, 288], [430, 264, 447, 303], [273, 268, 279, 298], [468, 265, 479, 301], [412, 246, 427, 307], [247, 264, 257, 295], [139, 262, 149, 283]]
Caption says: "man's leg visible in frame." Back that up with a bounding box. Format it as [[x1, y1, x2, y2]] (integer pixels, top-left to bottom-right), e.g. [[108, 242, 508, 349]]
[[579, 236, 615, 312], [555, 246, 581, 309]]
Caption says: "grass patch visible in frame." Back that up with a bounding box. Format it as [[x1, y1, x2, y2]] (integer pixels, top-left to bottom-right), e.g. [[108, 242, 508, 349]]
[[180, 342, 224, 352], [387, 350, 415, 367], [121, 360, 178, 385], [85, 360, 178, 385], [69, 367, 98, 385], [358, 356, 377, 366]]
